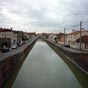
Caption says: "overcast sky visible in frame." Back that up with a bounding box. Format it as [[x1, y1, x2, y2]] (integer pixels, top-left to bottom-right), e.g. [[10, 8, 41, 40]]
[[0, 0, 88, 33]]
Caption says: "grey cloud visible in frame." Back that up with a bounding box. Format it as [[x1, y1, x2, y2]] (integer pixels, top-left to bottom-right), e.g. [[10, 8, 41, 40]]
[[0, 0, 88, 32]]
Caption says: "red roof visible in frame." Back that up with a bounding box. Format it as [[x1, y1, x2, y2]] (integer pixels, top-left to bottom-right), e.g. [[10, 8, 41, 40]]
[[76, 35, 88, 43], [0, 28, 13, 32], [68, 30, 88, 35], [0, 28, 18, 33], [68, 31, 80, 35]]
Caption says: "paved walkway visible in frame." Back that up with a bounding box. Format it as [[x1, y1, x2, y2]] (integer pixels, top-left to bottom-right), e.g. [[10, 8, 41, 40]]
[[50, 41, 88, 54]]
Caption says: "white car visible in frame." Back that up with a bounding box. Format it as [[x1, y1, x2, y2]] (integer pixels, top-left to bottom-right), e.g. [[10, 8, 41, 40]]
[[12, 44, 18, 49]]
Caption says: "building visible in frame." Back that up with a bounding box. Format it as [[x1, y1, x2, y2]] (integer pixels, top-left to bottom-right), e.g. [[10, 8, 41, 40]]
[[66, 30, 88, 50], [16, 31, 23, 44], [0, 28, 18, 49], [57, 33, 66, 44], [76, 35, 88, 50], [23, 32, 31, 41], [27, 32, 36, 40]]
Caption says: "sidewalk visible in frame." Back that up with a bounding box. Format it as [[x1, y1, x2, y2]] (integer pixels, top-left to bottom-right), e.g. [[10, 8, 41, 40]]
[[0, 37, 38, 62], [53, 41, 88, 54]]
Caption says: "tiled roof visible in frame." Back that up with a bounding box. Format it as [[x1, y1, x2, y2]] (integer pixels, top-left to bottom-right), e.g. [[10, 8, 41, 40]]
[[68, 30, 88, 35], [76, 35, 88, 43], [0, 28, 18, 33], [68, 31, 80, 35], [0, 28, 13, 32]]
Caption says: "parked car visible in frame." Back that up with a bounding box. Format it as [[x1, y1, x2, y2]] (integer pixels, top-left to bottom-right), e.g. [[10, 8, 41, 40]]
[[18, 42, 22, 46], [64, 45, 70, 48], [12, 44, 18, 49], [1, 45, 10, 53], [22, 41, 26, 44]]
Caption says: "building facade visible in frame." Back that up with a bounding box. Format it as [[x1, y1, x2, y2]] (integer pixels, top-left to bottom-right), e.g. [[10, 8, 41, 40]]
[[0, 28, 18, 49], [66, 30, 88, 50]]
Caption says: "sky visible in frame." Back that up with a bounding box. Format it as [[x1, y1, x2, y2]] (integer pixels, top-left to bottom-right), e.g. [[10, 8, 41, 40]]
[[0, 0, 88, 33]]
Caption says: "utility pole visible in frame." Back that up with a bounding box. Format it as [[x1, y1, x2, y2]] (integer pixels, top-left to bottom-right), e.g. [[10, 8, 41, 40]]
[[64, 28, 65, 46], [80, 21, 82, 50]]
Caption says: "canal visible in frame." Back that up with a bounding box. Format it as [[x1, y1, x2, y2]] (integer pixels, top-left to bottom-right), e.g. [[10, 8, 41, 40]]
[[3, 41, 82, 88]]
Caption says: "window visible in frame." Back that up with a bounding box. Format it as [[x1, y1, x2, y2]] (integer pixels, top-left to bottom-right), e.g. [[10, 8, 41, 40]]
[[85, 43, 88, 49]]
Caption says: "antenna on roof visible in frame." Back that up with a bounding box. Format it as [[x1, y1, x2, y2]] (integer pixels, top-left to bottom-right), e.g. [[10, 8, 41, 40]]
[[72, 29, 75, 31]]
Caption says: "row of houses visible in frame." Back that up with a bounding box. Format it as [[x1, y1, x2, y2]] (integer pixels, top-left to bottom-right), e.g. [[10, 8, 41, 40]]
[[65, 30, 88, 50], [0, 28, 36, 50], [47, 30, 88, 50]]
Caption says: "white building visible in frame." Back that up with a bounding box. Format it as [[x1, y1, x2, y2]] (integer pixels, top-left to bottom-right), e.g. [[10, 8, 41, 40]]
[[0, 28, 18, 47], [48, 34, 57, 42], [66, 30, 88, 50]]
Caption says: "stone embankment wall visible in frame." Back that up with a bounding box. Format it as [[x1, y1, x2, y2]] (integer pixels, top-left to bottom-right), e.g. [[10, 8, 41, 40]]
[[0, 37, 38, 87], [44, 39, 88, 75]]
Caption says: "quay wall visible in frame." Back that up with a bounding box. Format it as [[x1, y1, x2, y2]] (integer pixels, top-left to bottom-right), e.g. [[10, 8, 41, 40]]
[[0, 37, 38, 87], [44, 39, 88, 75]]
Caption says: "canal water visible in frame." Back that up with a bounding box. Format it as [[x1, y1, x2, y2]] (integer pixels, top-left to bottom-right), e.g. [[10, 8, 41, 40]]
[[11, 42, 82, 88]]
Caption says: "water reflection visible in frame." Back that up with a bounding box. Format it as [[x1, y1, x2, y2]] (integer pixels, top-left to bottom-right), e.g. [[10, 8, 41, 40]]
[[12, 42, 82, 88]]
